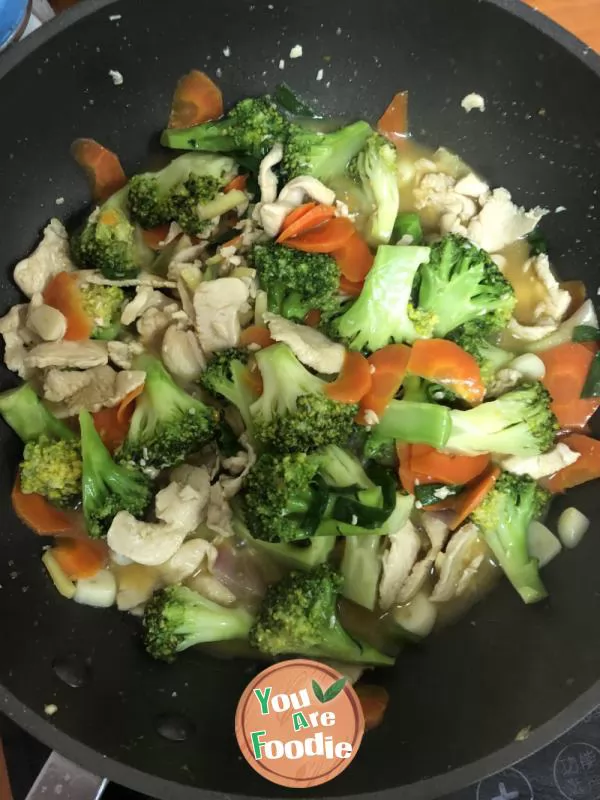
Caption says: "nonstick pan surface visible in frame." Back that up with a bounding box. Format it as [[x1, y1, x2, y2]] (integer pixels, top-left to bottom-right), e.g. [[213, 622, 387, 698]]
[[1, 1, 600, 798]]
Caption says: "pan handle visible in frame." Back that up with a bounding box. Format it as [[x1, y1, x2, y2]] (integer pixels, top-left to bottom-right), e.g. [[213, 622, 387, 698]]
[[25, 751, 107, 800]]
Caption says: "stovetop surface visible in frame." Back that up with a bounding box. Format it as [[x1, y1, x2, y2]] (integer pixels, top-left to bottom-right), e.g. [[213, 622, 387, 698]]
[[4, 705, 600, 800]]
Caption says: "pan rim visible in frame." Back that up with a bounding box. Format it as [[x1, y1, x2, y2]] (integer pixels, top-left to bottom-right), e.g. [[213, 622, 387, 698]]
[[1, 0, 600, 797]]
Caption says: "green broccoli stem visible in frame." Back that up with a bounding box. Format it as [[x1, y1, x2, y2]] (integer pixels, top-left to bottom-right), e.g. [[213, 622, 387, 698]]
[[160, 124, 236, 152], [373, 399, 452, 449], [340, 535, 384, 610], [305, 620, 394, 666], [0, 384, 75, 443], [252, 342, 324, 417], [485, 529, 547, 604]]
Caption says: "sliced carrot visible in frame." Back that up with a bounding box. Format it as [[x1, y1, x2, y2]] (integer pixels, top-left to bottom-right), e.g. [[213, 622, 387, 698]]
[[560, 280, 587, 316], [396, 443, 414, 494], [325, 351, 372, 404], [51, 537, 109, 580], [283, 217, 356, 253], [304, 309, 322, 328], [543, 434, 600, 493], [377, 90, 409, 147], [355, 685, 389, 731], [71, 138, 127, 203], [332, 231, 374, 283], [449, 466, 501, 531], [219, 233, 244, 252], [93, 400, 137, 454], [280, 202, 317, 233], [339, 275, 364, 297], [43, 271, 93, 341], [359, 344, 412, 421], [117, 384, 145, 425], [167, 70, 223, 129], [141, 224, 171, 250], [409, 446, 490, 486], [276, 204, 336, 244], [224, 174, 248, 193], [239, 325, 274, 349], [540, 342, 600, 430], [407, 339, 485, 405], [11, 476, 80, 537]]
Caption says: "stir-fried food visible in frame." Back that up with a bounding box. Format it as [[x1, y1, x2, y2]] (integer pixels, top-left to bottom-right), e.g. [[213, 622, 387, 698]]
[[2, 75, 598, 706]]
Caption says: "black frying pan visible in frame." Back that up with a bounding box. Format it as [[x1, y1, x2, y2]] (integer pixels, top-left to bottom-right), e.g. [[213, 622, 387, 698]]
[[1, 1, 600, 798]]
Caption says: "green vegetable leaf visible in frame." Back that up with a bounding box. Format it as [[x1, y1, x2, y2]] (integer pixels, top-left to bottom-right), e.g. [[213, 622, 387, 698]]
[[573, 325, 600, 343], [581, 351, 600, 398], [323, 677, 347, 702], [312, 679, 326, 703]]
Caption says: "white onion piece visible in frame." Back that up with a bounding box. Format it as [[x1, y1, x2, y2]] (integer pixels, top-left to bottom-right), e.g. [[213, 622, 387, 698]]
[[74, 570, 117, 608], [42, 551, 76, 599], [528, 521, 562, 567], [509, 353, 546, 381], [558, 507, 590, 549], [529, 300, 598, 352]]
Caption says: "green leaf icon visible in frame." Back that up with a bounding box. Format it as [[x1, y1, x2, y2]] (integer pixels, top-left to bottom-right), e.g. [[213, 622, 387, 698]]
[[312, 679, 326, 703], [323, 677, 347, 702]]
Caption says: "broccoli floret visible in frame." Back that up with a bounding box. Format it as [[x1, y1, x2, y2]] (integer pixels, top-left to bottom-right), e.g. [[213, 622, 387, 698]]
[[471, 472, 550, 603], [20, 436, 82, 507], [330, 245, 433, 351], [446, 382, 558, 457], [347, 133, 400, 245], [242, 446, 397, 544], [79, 284, 125, 340], [416, 234, 516, 338], [0, 384, 75, 443], [249, 565, 394, 665], [232, 511, 336, 571], [280, 120, 373, 184], [250, 343, 357, 452], [143, 585, 255, 662], [160, 96, 289, 160], [127, 152, 237, 229], [71, 187, 154, 280], [250, 243, 341, 320], [79, 409, 153, 538], [200, 348, 260, 435], [118, 355, 219, 470], [449, 326, 514, 387]]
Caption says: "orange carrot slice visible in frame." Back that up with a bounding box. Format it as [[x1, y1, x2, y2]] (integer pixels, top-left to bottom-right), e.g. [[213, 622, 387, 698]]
[[543, 433, 600, 493], [167, 70, 223, 129], [71, 138, 127, 203], [117, 384, 145, 426], [239, 325, 274, 349], [281, 202, 318, 233], [11, 476, 80, 537], [449, 466, 500, 531], [407, 339, 485, 405], [43, 272, 93, 341], [355, 685, 389, 731], [282, 217, 356, 253], [332, 231, 374, 282], [52, 537, 109, 580], [276, 204, 336, 244], [304, 310, 322, 328], [540, 342, 600, 430], [377, 90, 409, 147], [224, 174, 248, 193], [141, 224, 171, 250], [339, 276, 364, 297], [325, 351, 372, 404], [359, 344, 411, 421], [409, 446, 490, 486]]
